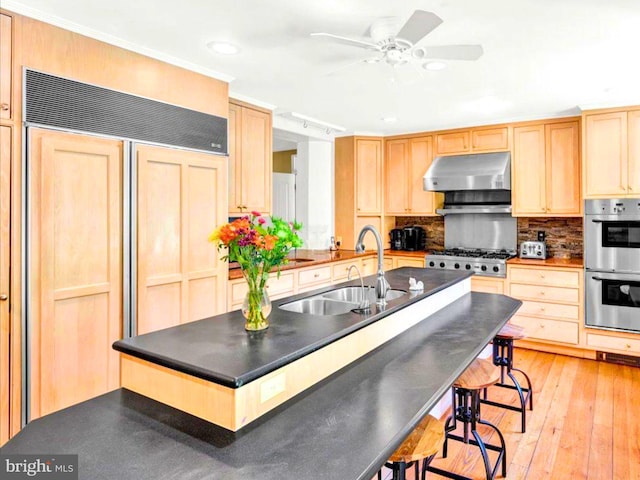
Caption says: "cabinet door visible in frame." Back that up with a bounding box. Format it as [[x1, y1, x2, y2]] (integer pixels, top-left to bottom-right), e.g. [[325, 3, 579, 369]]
[[628, 110, 640, 195], [28, 129, 123, 419], [137, 145, 227, 335], [240, 107, 271, 213], [228, 103, 242, 213], [436, 131, 470, 155], [471, 127, 508, 152], [584, 112, 628, 197], [356, 138, 382, 214], [471, 277, 504, 294], [0, 14, 11, 119], [513, 125, 546, 215], [384, 139, 409, 215], [545, 122, 581, 215], [409, 136, 436, 214], [0, 126, 10, 442]]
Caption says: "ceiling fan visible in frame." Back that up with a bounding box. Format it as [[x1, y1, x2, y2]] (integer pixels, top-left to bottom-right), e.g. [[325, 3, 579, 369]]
[[311, 10, 483, 72]]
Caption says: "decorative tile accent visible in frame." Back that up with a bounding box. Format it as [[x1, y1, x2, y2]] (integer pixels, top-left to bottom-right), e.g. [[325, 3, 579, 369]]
[[517, 217, 583, 259], [394, 216, 584, 259]]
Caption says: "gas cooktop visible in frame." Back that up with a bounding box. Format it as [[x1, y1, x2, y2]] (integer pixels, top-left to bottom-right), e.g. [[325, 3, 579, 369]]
[[425, 249, 516, 278]]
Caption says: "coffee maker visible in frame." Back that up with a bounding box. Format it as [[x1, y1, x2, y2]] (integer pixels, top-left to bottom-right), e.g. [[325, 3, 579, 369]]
[[389, 228, 404, 250], [402, 226, 427, 251]]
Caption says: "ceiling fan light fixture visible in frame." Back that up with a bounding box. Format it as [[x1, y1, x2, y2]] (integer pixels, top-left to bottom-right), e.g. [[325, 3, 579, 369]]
[[424, 61, 447, 71], [207, 41, 240, 55]]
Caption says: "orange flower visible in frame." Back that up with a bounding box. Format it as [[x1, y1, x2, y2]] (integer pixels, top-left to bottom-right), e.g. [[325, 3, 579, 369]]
[[263, 235, 278, 251]]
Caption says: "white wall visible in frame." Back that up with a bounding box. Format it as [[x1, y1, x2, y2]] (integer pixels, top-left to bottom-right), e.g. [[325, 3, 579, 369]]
[[295, 140, 334, 249]]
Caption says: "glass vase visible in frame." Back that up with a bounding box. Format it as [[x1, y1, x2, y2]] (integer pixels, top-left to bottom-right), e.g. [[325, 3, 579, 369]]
[[242, 285, 272, 331]]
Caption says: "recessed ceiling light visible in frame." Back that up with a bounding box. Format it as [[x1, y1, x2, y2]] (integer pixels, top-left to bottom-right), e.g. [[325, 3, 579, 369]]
[[423, 61, 447, 71], [207, 41, 240, 55], [382, 117, 398, 123]]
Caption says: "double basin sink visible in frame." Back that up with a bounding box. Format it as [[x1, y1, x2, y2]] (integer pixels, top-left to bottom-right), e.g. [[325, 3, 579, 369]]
[[279, 286, 407, 316]]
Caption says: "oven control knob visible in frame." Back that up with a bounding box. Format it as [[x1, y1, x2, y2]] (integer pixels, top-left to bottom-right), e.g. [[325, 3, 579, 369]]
[[465, 264, 471, 270], [439, 262, 445, 268], [429, 261, 435, 267], [454, 263, 460, 269], [481, 265, 487, 271], [493, 266, 500, 273]]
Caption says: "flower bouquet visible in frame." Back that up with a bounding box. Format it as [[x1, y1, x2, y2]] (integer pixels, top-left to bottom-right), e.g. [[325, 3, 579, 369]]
[[209, 211, 303, 331]]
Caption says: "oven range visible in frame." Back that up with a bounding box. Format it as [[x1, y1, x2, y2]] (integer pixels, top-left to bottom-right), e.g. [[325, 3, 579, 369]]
[[426, 248, 516, 278]]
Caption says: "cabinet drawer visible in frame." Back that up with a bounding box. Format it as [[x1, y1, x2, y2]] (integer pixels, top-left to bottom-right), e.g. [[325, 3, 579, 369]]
[[332, 260, 362, 281], [362, 257, 376, 276], [586, 333, 640, 354], [383, 257, 394, 271], [509, 267, 580, 287], [518, 300, 579, 321], [510, 283, 579, 304], [511, 315, 579, 344], [394, 257, 425, 268], [471, 277, 504, 294], [298, 266, 331, 287], [230, 272, 295, 304]]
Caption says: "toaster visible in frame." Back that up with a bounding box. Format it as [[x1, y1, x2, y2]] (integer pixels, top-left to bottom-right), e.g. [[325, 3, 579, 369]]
[[520, 241, 547, 259]]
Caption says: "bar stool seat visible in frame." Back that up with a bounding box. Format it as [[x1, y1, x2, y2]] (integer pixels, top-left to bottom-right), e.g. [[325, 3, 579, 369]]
[[378, 414, 445, 480], [481, 323, 534, 433], [425, 359, 507, 480]]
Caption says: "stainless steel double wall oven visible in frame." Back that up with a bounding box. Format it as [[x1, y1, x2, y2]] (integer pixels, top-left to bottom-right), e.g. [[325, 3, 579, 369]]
[[585, 199, 640, 333]]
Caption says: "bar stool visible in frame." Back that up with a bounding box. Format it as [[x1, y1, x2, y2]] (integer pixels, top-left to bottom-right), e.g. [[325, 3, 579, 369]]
[[481, 323, 533, 433], [378, 414, 445, 480], [425, 359, 507, 480]]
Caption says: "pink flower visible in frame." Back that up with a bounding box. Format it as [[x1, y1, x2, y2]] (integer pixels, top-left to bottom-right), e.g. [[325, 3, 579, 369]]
[[251, 211, 262, 217], [258, 217, 266, 224]]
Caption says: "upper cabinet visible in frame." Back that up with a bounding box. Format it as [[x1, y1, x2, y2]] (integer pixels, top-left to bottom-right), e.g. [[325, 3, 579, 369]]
[[435, 126, 509, 156], [1, 14, 12, 119], [385, 136, 440, 216], [583, 108, 639, 198], [228, 100, 272, 214], [513, 120, 580, 216], [355, 138, 383, 214]]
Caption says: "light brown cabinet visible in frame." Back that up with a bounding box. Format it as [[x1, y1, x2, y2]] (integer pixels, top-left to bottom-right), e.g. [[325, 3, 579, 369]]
[[136, 145, 228, 335], [513, 120, 580, 216], [471, 277, 504, 294], [508, 265, 582, 346], [0, 14, 12, 119], [435, 126, 508, 156], [385, 136, 440, 216], [335, 136, 389, 251], [0, 125, 10, 444], [583, 109, 639, 198], [228, 100, 272, 214]]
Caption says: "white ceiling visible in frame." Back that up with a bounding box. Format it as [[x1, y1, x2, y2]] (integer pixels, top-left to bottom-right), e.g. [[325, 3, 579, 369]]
[[7, 0, 640, 135]]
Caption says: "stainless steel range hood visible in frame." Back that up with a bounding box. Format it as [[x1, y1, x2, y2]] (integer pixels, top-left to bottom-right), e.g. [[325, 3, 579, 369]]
[[423, 151, 511, 192]]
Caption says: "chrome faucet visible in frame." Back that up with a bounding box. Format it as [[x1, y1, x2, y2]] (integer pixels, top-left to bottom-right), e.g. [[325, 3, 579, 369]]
[[347, 264, 370, 312], [355, 225, 390, 304]]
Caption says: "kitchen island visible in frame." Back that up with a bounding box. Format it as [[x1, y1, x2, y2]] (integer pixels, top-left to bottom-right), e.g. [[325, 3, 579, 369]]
[[3, 268, 522, 480]]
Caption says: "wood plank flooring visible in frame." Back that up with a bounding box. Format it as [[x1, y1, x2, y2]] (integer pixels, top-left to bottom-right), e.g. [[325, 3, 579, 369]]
[[375, 348, 640, 480]]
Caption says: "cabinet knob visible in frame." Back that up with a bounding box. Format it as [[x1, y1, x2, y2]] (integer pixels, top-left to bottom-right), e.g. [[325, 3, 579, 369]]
[[0, 294, 7, 301], [539, 291, 545, 296], [314, 273, 320, 278], [0, 103, 8, 111], [626, 344, 631, 349], [629, 186, 633, 191], [540, 324, 545, 328]]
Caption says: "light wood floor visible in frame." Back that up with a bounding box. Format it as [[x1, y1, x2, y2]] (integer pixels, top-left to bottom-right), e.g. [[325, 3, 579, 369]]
[[376, 348, 640, 480]]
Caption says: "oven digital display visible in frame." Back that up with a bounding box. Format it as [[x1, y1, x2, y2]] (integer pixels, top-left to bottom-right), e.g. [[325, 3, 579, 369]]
[[602, 221, 640, 248], [601, 279, 640, 308]]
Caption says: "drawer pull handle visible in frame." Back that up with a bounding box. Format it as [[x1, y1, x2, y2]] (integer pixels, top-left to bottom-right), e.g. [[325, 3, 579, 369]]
[[539, 291, 545, 296], [314, 273, 320, 278], [540, 324, 545, 328], [626, 344, 631, 349], [540, 274, 545, 279]]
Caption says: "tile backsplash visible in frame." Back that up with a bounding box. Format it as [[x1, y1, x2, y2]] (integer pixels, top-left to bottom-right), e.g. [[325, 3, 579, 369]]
[[517, 217, 583, 259], [394, 216, 583, 258]]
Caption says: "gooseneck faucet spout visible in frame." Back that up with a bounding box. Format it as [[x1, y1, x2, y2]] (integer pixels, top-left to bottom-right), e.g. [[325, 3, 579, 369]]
[[355, 225, 390, 303]]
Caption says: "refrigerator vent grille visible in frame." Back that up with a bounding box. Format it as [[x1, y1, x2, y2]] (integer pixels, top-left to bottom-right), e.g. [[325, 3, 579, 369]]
[[596, 351, 640, 367], [25, 69, 227, 154]]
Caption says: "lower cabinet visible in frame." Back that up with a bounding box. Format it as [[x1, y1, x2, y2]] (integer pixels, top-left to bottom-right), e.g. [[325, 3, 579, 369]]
[[470, 277, 504, 294], [507, 265, 582, 346], [388, 255, 425, 269]]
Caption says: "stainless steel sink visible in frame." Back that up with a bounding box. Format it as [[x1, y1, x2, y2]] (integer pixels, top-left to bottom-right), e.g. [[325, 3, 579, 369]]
[[279, 286, 408, 316], [322, 286, 407, 303], [279, 298, 358, 315]]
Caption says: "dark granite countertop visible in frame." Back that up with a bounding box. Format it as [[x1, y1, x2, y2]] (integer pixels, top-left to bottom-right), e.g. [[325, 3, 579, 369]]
[[3, 292, 521, 480], [114, 268, 472, 388]]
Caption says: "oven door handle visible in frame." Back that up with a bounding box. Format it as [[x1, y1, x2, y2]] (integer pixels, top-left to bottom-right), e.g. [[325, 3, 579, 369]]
[[590, 219, 603, 223], [591, 276, 603, 281]]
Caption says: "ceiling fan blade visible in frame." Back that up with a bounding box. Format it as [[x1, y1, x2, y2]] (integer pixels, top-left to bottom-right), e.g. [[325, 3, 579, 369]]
[[396, 10, 443, 45], [423, 45, 484, 60], [310, 33, 381, 51]]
